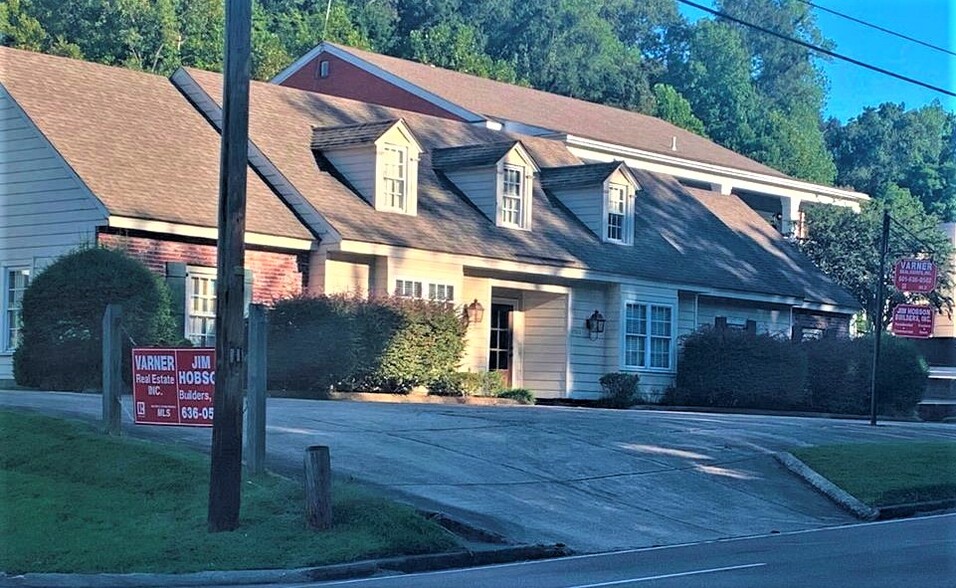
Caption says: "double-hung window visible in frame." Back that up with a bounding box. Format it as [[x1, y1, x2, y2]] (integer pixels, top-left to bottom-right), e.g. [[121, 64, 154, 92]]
[[624, 303, 673, 370], [382, 144, 407, 212], [186, 270, 216, 347], [607, 184, 627, 242], [501, 165, 524, 227], [3, 267, 30, 351]]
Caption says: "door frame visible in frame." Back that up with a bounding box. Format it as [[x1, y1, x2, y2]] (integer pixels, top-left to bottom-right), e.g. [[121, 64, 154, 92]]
[[489, 297, 521, 388]]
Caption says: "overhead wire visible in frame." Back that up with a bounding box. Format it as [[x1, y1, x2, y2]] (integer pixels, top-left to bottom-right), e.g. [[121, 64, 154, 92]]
[[675, 0, 956, 98]]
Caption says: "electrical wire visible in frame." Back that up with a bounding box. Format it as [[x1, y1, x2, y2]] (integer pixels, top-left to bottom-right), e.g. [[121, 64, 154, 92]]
[[676, 0, 956, 98], [793, 0, 956, 57]]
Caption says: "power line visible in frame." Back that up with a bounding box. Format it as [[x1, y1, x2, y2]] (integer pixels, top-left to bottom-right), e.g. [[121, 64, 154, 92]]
[[794, 0, 956, 57], [676, 0, 956, 98]]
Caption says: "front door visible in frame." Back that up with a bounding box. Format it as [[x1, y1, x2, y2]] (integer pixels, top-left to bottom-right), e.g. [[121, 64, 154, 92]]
[[489, 302, 514, 387]]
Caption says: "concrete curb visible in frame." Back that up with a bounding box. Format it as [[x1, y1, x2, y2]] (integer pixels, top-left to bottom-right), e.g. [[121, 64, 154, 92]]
[[774, 452, 880, 521], [0, 545, 571, 588]]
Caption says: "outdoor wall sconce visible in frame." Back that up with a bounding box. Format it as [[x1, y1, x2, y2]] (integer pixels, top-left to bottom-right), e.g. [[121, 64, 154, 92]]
[[464, 299, 484, 325], [585, 309, 606, 340]]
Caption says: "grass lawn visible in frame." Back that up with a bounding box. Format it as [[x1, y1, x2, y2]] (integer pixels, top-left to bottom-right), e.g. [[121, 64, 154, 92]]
[[792, 441, 956, 507], [0, 410, 457, 574]]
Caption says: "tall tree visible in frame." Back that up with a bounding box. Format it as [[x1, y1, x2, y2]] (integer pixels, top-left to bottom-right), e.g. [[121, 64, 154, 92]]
[[652, 83, 707, 136], [0, 0, 46, 51]]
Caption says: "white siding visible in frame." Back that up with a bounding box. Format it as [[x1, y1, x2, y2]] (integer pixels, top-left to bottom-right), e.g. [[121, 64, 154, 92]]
[[522, 291, 568, 398], [567, 284, 612, 398], [388, 252, 463, 301], [696, 296, 791, 337], [324, 145, 376, 203], [462, 276, 492, 372], [0, 88, 107, 380], [551, 185, 603, 238], [445, 167, 497, 223], [677, 292, 698, 338]]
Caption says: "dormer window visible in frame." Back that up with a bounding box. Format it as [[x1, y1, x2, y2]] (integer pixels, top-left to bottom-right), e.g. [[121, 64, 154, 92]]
[[501, 165, 525, 227], [382, 144, 407, 211], [539, 161, 639, 245], [606, 183, 628, 242]]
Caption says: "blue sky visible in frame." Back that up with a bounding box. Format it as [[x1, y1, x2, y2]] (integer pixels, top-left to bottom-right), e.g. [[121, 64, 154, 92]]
[[679, 0, 955, 122]]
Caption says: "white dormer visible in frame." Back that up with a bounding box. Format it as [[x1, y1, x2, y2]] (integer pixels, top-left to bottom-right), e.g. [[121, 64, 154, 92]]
[[540, 161, 640, 245], [433, 141, 539, 231], [312, 118, 422, 215]]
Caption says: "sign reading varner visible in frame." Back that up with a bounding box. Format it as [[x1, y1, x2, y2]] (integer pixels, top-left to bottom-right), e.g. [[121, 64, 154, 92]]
[[132, 348, 215, 427]]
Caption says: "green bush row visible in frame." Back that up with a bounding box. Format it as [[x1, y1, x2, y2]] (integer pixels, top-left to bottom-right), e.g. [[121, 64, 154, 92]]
[[267, 295, 467, 394], [665, 327, 928, 416]]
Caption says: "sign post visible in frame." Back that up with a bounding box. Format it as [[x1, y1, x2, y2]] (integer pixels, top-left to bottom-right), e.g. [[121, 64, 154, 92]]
[[132, 348, 216, 427]]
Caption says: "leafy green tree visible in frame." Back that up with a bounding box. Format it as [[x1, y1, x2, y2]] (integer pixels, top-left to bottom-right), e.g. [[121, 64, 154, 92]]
[[176, 0, 223, 72], [652, 83, 707, 136], [0, 0, 46, 51], [408, 20, 517, 82], [799, 188, 954, 329]]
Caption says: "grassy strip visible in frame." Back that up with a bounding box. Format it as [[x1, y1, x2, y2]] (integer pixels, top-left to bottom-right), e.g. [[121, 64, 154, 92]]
[[0, 410, 457, 574], [792, 442, 956, 507]]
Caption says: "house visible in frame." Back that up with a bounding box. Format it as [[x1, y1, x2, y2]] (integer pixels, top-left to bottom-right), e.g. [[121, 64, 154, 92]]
[[1, 47, 859, 399], [272, 42, 870, 238]]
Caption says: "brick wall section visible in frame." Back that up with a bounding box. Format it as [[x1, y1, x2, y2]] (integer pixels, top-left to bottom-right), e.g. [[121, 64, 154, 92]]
[[280, 54, 466, 121], [98, 233, 305, 303], [791, 309, 851, 340]]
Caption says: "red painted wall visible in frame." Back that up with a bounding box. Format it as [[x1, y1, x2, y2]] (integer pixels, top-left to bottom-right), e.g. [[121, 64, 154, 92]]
[[98, 233, 305, 303], [279, 53, 466, 121]]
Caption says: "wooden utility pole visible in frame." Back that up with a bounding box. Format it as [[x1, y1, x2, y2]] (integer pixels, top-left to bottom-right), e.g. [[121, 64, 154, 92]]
[[101, 304, 122, 436], [869, 209, 891, 427], [245, 304, 267, 477], [208, 0, 252, 532]]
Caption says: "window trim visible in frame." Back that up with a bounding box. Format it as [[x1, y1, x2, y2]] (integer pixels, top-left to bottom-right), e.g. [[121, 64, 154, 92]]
[[2, 265, 31, 354], [604, 182, 633, 245], [621, 301, 676, 373], [380, 143, 409, 213], [498, 163, 531, 230], [394, 278, 424, 299], [185, 266, 217, 348]]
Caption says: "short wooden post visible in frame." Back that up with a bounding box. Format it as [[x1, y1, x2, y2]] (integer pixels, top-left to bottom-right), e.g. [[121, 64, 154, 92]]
[[245, 304, 267, 476], [304, 446, 332, 530], [101, 304, 123, 436]]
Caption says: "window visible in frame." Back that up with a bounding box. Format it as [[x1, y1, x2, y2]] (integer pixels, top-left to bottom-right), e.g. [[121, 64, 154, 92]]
[[317, 60, 330, 78], [3, 267, 30, 351], [624, 303, 673, 370], [607, 184, 627, 242], [428, 283, 454, 302], [186, 271, 216, 347], [501, 165, 524, 227], [382, 145, 407, 211], [395, 279, 423, 299]]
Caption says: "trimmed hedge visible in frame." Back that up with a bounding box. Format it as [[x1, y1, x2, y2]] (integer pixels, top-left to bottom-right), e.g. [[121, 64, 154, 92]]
[[666, 327, 928, 416], [598, 372, 641, 408], [267, 295, 466, 395], [429, 371, 505, 397], [13, 247, 178, 391]]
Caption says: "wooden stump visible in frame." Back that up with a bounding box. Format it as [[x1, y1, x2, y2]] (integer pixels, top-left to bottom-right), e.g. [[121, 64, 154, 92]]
[[304, 446, 332, 530]]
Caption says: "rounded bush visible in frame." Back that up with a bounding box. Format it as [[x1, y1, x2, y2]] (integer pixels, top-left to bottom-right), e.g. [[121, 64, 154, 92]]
[[13, 247, 177, 391]]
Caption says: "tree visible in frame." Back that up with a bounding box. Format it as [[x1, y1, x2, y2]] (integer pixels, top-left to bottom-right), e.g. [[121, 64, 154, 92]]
[[652, 83, 707, 136], [0, 0, 47, 51], [408, 20, 518, 82], [799, 188, 954, 330]]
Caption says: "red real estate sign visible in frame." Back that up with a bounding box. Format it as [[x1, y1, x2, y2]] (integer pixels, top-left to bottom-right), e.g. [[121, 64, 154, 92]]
[[893, 258, 937, 293], [891, 305, 935, 339], [132, 348, 215, 427]]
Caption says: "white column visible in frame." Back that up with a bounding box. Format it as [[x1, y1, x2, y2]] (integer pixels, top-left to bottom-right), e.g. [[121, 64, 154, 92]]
[[780, 196, 803, 236]]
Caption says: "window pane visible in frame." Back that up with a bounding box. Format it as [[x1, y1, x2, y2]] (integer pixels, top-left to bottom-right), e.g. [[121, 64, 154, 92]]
[[383, 145, 407, 211], [625, 335, 645, 368], [650, 306, 672, 337], [650, 337, 671, 369], [501, 166, 524, 227]]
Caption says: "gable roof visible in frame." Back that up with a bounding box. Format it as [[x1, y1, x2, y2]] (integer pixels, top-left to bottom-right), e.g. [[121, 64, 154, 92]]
[[0, 47, 311, 242], [181, 67, 857, 309], [539, 162, 634, 190], [431, 141, 519, 170], [311, 119, 398, 149], [280, 42, 788, 179]]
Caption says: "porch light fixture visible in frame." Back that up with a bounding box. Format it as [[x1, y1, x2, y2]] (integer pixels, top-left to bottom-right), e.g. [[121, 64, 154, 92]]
[[464, 299, 484, 325], [585, 309, 606, 340]]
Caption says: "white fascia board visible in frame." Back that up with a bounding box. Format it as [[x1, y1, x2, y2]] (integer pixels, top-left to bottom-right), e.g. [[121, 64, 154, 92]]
[[564, 135, 870, 203], [272, 43, 485, 124], [108, 216, 314, 250], [334, 240, 856, 313]]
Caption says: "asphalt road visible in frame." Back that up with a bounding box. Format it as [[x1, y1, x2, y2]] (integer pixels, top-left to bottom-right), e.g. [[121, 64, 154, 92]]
[[287, 513, 956, 588], [2, 390, 955, 553]]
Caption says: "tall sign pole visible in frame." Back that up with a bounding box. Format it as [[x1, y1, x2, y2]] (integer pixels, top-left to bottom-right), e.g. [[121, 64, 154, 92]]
[[868, 209, 890, 427], [208, 0, 252, 532]]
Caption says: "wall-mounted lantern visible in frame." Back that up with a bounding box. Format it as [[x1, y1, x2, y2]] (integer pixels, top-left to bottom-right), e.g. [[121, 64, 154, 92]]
[[464, 299, 484, 325], [585, 309, 606, 340]]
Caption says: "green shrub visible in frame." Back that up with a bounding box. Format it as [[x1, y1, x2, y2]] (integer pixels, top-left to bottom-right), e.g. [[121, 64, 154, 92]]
[[598, 372, 641, 408], [268, 295, 466, 395], [497, 388, 535, 404], [13, 247, 177, 391], [429, 371, 505, 397], [667, 327, 809, 410]]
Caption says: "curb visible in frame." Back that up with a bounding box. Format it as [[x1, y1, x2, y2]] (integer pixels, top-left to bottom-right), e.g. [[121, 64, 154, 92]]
[[773, 452, 880, 521], [0, 544, 571, 588]]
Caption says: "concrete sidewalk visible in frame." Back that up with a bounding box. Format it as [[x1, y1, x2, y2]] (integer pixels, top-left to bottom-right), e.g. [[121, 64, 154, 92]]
[[3, 390, 954, 553]]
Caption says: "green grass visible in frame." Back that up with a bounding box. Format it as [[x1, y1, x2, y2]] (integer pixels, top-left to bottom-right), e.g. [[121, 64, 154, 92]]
[[0, 410, 457, 574], [792, 442, 956, 507]]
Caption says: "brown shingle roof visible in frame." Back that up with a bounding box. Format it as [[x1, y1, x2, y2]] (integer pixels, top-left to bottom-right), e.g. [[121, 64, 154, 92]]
[[539, 162, 624, 190], [321, 43, 789, 179], [311, 119, 397, 149], [431, 141, 517, 170], [0, 47, 311, 241]]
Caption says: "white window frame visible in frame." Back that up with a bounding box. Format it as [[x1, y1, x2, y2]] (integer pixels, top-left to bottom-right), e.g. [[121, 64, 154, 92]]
[[394, 278, 456, 304], [622, 302, 675, 372], [394, 278, 423, 299], [604, 182, 633, 245], [427, 283, 455, 303], [185, 266, 217, 347], [381, 143, 408, 213], [499, 164, 530, 229], [2, 266, 31, 353]]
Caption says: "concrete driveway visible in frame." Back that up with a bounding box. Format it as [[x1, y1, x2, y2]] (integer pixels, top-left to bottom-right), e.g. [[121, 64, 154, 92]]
[[2, 390, 954, 553]]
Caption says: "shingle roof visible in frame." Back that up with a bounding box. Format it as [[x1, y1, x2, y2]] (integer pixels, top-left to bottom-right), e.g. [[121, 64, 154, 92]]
[[431, 141, 517, 170], [311, 119, 397, 149], [0, 47, 311, 241], [321, 43, 790, 179], [182, 68, 858, 308], [539, 162, 624, 190]]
